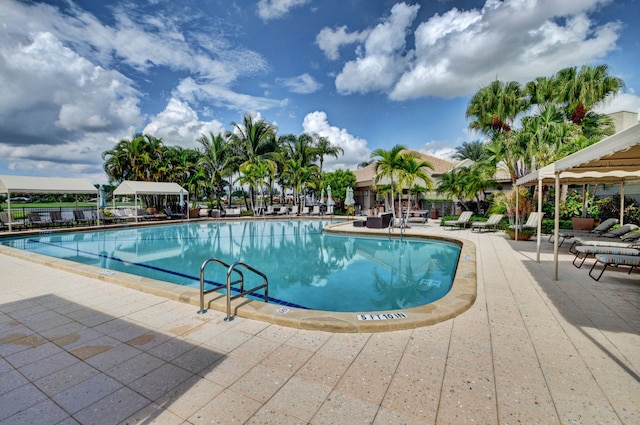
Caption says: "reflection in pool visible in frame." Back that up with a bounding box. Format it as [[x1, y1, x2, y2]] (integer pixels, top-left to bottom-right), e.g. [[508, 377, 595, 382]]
[[1, 220, 461, 312]]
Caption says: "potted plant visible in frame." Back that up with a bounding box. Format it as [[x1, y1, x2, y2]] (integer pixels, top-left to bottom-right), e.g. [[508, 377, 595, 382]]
[[504, 227, 536, 241]]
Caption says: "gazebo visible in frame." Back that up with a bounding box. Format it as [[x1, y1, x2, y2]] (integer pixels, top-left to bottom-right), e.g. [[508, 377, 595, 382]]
[[112, 181, 189, 222], [516, 123, 640, 279], [0, 175, 98, 232]]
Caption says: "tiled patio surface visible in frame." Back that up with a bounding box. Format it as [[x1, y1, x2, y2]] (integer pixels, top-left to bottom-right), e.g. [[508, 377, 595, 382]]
[[1, 221, 639, 424]]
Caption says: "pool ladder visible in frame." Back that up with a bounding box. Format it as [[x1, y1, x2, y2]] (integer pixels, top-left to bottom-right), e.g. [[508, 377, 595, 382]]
[[197, 258, 269, 321]]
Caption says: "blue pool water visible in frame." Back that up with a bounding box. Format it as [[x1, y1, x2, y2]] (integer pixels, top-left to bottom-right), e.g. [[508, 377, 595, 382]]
[[1, 220, 461, 312]]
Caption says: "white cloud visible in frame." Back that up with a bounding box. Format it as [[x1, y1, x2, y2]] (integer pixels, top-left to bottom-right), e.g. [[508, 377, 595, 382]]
[[302, 111, 370, 170], [143, 98, 226, 147], [316, 26, 370, 60], [594, 93, 640, 116], [329, 0, 623, 100], [257, 0, 310, 21], [278, 73, 322, 94], [335, 2, 420, 94], [419, 141, 458, 162]]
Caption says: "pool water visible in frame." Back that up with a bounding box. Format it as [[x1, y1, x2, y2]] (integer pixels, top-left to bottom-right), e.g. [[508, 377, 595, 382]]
[[1, 220, 461, 312]]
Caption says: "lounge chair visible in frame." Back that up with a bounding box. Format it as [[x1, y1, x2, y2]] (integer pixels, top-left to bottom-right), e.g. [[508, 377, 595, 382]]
[[471, 214, 503, 232], [73, 210, 93, 225], [224, 207, 241, 217], [589, 253, 640, 281], [550, 217, 619, 246], [310, 206, 321, 216], [164, 207, 186, 219], [444, 211, 473, 230], [300, 206, 310, 215], [0, 212, 26, 230], [509, 212, 544, 231], [572, 245, 639, 268], [569, 224, 640, 253], [49, 210, 72, 226], [277, 206, 289, 215], [289, 205, 299, 215]]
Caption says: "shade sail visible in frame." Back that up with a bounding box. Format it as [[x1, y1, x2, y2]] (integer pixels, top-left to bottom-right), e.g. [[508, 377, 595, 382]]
[[0, 175, 98, 194], [516, 123, 640, 186], [113, 181, 188, 195], [514, 121, 640, 281]]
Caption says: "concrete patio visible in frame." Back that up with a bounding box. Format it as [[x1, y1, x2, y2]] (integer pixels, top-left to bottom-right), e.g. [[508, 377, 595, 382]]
[[1, 221, 639, 424]]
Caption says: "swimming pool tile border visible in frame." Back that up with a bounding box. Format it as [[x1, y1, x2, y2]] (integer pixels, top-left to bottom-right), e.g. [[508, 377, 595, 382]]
[[0, 220, 476, 333]]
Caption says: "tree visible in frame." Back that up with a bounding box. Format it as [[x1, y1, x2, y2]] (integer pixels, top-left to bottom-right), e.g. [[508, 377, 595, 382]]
[[452, 140, 485, 161], [198, 132, 232, 209], [321, 169, 356, 205], [227, 114, 277, 207], [397, 156, 433, 221], [371, 145, 407, 218], [313, 135, 344, 173], [466, 80, 527, 136]]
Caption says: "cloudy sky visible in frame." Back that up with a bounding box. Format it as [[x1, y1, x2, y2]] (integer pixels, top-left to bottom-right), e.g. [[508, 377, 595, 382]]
[[1, 0, 639, 183]]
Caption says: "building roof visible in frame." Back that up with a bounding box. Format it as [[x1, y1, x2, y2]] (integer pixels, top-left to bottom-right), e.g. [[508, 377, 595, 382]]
[[352, 149, 458, 187]]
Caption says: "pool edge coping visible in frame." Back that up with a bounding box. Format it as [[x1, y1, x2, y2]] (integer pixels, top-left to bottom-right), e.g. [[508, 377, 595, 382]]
[[0, 219, 477, 333]]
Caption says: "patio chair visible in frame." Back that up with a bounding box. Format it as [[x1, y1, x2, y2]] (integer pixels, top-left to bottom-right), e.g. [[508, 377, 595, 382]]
[[224, 207, 241, 217], [0, 212, 26, 230], [588, 253, 640, 281], [289, 205, 299, 215], [164, 207, 186, 219], [310, 206, 321, 215], [27, 212, 50, 228], [49, 210, 72, 226], [471, 214, 503, 232], [300, 206, 310, 215], [277, 206, 289, 215], [569, 224, 640, 253], [509, 212, 544, 231], [550, 217, 619, 246], [73, 210, 92, 225], [572, 245, 639, 268], [443, 211, 473, 230]]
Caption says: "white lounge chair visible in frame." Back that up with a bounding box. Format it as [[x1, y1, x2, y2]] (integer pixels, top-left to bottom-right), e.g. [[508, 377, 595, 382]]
[[444, 211, 473, 230], [471, 214, 503, 232]]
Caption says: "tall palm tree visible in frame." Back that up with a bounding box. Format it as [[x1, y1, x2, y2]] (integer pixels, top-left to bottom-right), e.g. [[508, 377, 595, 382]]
[[198, 132, 232, 209], [313, 135, 344, 173], [227, 113, 276, 207], [466, 80, 527, 136], [554, 64, 624, 125], [371, 144, 407, 218], [397, 156, 433, 221]]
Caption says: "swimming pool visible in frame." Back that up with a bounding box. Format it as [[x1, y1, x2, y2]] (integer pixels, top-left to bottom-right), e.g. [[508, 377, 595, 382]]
[[0, 220, 461, 313]]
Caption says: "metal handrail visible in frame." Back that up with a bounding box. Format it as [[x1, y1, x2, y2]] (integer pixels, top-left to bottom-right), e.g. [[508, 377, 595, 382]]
[[197, 257, 269, 322], [224, 261, 269, 321]]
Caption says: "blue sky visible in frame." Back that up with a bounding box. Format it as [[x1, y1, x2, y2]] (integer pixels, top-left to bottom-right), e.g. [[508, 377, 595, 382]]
[[1, 0, 639, 183]]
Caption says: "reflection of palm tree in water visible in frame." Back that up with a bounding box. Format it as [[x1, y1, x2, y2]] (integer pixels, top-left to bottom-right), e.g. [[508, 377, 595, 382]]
[[371, 242, 450, 310]]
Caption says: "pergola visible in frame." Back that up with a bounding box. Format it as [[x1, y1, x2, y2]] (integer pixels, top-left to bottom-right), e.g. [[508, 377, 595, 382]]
[[112, 180, 189, 222], [0, 175, 98, 232], [516, 123, 640, 280]]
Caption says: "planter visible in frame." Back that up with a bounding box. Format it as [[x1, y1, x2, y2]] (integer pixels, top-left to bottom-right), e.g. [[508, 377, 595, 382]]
[[505, 229, 534, 241], [572, 217, 594, 231]]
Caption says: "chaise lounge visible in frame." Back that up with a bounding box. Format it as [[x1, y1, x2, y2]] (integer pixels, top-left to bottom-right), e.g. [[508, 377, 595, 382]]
[[471, 214, 503, 232], [444, 211, 473, 230]]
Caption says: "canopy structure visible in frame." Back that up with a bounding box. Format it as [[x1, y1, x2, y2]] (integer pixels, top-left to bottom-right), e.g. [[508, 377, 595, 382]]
[[516, 122, 640, 280], [113, 181, 189, 222], [0, 175, 99, 232]]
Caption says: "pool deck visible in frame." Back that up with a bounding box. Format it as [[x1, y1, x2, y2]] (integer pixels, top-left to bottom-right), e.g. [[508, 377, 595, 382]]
[[1, 219, 639, 424]]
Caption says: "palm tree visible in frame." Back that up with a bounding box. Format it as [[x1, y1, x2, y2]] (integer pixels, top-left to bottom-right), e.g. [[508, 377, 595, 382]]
[[371, 145, 407, 218], [397, 156, 433, 221], [240, 159, 277, 213], [452, 140, 485, 161], [466, 80, 527, 136], [313, 135, 344, 173], [227, 114, 276, 207], [198, 132, 232, 210], [554, 64, 624, 125]]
